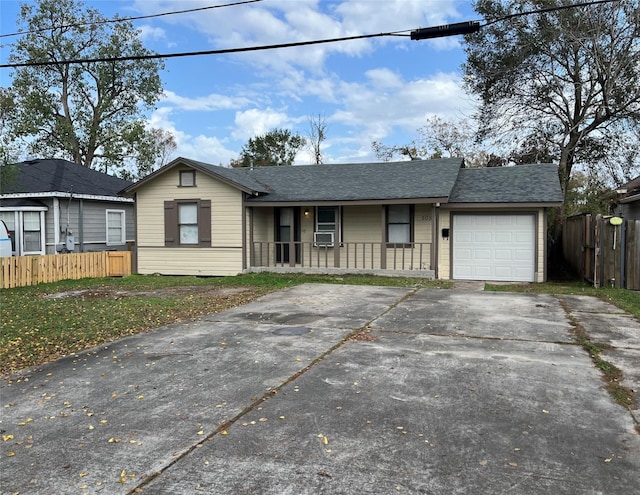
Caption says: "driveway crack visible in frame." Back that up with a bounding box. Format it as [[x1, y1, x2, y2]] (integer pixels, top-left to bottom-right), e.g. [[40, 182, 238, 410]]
[[128, 287, 420, 494]]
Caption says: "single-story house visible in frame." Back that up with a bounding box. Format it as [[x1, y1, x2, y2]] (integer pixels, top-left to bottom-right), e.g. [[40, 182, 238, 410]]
[[612, 175, 640, 221], [121, 157, 563, 282], [0, 159, 135, 256]]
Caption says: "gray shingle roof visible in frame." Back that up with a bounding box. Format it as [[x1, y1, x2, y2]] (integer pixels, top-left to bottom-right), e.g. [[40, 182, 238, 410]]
[[177, 158, 271, 194], [241, 158, 464, 202], [1, 159, 132, 197], [122, 156, 563, 205], [448, 164, 563, 203]]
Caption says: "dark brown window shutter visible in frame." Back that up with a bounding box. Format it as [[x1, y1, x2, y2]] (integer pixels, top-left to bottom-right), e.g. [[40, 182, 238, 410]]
[[199, 199, 211, 247], [164, 201, 178, 246]]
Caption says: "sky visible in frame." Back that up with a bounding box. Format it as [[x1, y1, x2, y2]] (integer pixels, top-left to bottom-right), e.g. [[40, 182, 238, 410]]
[[0, 0, 481, 166]]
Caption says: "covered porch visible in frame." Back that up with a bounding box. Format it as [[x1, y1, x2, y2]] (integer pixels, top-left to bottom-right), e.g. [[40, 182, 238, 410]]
[[244, 203, 437, 278]]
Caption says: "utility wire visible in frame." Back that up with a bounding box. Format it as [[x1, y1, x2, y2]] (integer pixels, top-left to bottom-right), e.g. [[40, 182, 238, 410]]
[[0, 0, 623, 69], [483, 0, 621, 27], [0, 30, 410, 69], [0, 0, 264, 39]]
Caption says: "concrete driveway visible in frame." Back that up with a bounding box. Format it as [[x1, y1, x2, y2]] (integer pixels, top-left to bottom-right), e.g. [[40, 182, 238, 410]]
[[1, 284, 639, 494]]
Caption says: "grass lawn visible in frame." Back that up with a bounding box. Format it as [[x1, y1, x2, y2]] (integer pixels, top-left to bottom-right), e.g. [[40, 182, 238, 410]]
[[0, 273, 445, 376], [1, 272, 638, 377]]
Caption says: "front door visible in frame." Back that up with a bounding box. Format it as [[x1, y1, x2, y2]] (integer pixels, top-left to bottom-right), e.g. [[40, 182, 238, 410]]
[[275, 207, 300, 264]]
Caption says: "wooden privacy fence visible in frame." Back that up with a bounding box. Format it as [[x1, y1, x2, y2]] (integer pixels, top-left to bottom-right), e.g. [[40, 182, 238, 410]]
[[0, 251, 132, 289], [563, 215, 639, 290]]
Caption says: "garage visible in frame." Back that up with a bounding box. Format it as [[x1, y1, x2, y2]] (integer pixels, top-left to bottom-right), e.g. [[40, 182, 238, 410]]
[[452, 214, 536, 282]]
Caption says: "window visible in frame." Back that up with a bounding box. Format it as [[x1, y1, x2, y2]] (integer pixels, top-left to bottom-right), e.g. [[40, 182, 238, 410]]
[[0, 212, 16, 251], [315, 206, 342, 242], [180, 170, 196, 187], [386, 205, 413, 245], [179, 203, 198, 244], [23, 211, 42, 252], [164, 199, 211, 247], [106, 210, 125, 245]]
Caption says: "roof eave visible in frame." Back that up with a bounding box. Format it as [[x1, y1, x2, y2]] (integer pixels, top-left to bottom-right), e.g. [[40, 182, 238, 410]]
[[619, 192, 640, 204], [1, 192, 134, 203], [245, 197, 450, 207], [444, 201, 563, 209]]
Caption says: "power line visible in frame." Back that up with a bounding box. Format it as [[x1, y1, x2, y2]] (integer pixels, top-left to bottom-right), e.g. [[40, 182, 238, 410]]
[[411, 0, 621, 39], [0, 31, 410, 69], [0, 0, 264, 39], [483, 0, 621, 27], [0, 0, 624, 69]]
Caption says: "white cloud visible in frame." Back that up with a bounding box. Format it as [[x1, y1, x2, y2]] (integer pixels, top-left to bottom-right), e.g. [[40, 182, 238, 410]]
[[137, 24, 167, 42], [147, 107, 238, 164], [365, 68, 404, 89], [335, 0, 461, 33], [128, 1, 477, 164], [232, 108, 292, 140], [132, 0, 465, 73], [334, 71, 475, 131], [162, 90, 251, 111]]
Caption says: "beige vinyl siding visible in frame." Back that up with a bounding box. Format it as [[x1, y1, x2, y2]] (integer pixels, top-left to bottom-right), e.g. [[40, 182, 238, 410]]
[[135, 166, 244, 276], [437, 209, 452, 280], [136, 247, 243, 275], [535, 208, 545, 282]]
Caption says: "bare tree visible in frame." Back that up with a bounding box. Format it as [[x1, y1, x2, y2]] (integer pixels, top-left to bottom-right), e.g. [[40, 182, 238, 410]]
[[307, 114, 327, 164]]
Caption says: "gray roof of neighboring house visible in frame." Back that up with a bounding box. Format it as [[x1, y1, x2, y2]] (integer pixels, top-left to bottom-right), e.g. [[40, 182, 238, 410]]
[[448, 164, 563, 203], [1, 159, 133, 197], [241, 158, 464, 202], [617, 175, 640, 203]]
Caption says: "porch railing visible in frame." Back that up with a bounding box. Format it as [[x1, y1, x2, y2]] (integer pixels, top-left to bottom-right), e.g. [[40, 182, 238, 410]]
[[250, 241, 431, 272]]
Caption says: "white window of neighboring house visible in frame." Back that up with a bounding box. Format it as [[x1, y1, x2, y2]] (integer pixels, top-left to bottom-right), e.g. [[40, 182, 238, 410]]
[[22, 211, 43, 253], [178, 202, 199, 245], [0, 211, 16, 252], [315, 206, 342, 242], [106, 210, 126, 245]]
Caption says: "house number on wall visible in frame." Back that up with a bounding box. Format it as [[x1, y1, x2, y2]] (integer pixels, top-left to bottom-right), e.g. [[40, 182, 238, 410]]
[[420, 215, 432, 222]]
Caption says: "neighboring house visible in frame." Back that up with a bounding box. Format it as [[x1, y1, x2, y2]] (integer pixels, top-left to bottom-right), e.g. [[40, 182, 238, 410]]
[[612, 175, 640, 221], [121, 157, 563, 282], [0, 159, 135, 256]]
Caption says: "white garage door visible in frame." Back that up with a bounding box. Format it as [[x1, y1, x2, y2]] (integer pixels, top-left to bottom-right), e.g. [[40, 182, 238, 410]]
[[452, 214, 536, 282]]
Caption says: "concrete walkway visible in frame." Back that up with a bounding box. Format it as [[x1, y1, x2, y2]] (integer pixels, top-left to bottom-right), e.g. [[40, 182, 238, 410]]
[[1, 284, 638, 494]]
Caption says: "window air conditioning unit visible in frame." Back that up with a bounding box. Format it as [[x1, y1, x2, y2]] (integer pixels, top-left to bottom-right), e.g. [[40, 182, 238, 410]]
[[314, 231, 334, 247]]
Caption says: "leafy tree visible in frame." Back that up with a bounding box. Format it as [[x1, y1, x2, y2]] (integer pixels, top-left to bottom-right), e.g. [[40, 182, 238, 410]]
[[564, 170, 610, 217], [4, 0, 166, 174], [119, 128, 177, 180], [0, 88, 19, 166], [234, 128, 306, 167], [463, 0, 640, 231]]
